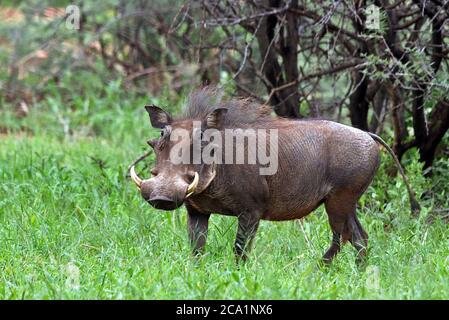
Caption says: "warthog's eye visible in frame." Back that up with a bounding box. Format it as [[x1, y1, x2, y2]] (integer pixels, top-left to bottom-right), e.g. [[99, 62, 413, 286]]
[[151, 168, 158, 176], [160, 126, 171, 138]]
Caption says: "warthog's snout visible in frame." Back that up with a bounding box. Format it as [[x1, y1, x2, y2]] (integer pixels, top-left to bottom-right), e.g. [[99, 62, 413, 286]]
[[130, 166, 199, 211], [140, 179, 185, 210], [148, 195, 180, 210]]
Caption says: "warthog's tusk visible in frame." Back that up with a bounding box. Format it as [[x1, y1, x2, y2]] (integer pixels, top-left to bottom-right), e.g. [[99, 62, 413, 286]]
[[186, 172, 199, 198], [130, 165, 142, 190]]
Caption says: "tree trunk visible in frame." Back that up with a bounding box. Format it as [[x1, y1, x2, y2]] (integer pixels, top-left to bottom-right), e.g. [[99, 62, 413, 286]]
[[255, 0, 300, 118]]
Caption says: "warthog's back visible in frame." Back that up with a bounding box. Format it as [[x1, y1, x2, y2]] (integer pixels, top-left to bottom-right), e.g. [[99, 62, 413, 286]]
[[264, 119, 380, 220]]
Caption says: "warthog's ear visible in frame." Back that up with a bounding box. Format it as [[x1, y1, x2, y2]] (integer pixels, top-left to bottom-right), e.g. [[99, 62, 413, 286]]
[[145, 105, 172, 129], [204, 108, 228, 129]]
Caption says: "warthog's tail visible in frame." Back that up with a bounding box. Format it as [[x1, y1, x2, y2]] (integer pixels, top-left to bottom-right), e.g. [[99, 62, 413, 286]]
[[368, 132, 421, 215]]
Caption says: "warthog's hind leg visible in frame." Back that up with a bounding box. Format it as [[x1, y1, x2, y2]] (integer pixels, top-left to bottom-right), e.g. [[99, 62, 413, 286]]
[[322, 231, 341, 264], [324, 194, 368, 265], [347, 214, 368, 266]]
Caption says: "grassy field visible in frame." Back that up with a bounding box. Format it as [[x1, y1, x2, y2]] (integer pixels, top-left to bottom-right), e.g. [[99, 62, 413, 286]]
[[1, 81, 449, 299]]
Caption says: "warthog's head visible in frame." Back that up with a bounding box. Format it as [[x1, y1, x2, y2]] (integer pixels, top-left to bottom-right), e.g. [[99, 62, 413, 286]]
[[130, 104, 226, 210]]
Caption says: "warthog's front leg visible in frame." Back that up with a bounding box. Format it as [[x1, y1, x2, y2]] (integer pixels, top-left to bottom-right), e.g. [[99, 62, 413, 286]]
[[186, 206, 210, 256], [234, 211, 261, 262]]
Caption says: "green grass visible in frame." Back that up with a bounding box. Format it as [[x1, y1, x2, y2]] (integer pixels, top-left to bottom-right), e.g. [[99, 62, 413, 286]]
[[1, 81, 449, 299]]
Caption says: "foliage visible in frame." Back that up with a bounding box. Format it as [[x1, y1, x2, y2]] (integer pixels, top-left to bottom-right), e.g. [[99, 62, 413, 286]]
[[1, 79, 449, 299], [0, 0, 448, 300]]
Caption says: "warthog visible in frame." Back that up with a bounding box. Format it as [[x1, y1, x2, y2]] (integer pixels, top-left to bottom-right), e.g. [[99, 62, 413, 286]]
[[130, 88, 419, 263]]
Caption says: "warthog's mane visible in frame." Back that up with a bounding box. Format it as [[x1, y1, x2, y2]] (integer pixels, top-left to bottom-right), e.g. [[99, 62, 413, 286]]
[[179, 87, 274, 127]]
